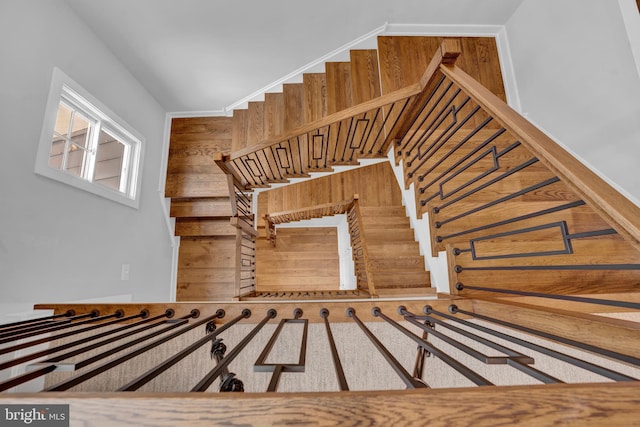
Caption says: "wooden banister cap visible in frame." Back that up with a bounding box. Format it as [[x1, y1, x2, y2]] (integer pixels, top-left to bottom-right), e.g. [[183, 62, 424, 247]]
[[440, 38, 462, 64]]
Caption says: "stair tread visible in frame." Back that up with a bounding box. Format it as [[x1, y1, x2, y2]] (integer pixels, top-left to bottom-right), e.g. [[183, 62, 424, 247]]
[[350, 49, 381, 104], [303, 73, 328, 123], [175, 218, 237, 237], [326, 62, 353, 114], [170, 197, 233, 218]]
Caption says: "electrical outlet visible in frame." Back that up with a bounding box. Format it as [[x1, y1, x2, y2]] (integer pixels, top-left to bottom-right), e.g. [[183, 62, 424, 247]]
[[121, 264, 130, 281]]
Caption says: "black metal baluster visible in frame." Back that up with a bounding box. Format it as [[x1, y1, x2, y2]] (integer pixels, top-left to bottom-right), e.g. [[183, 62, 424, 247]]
[[254, 309, 307, 392], [440, 305, 638, 380], [455, 284, 640, 310], [0, 310, 155, 372], [401, 307, 561, 384], [370, 307, 492, 386], [0, 311, 129, 355], [0, 310, 102, 343], [319, 309, 348, 391], [44, 309, 209, 391], [347, 307, 427, 389], [0, 310, 75, 333], [118, 309, 250, 391], [0, 310, 175, 392], [191, 309, 277, 392]]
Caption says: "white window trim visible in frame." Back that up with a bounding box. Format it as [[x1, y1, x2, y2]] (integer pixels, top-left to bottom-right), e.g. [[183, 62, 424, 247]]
[[35, 67, 144, 208]]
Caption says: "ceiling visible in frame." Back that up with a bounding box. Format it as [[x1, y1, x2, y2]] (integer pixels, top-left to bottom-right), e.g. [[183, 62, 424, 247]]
[[64, 0, 524, 113]]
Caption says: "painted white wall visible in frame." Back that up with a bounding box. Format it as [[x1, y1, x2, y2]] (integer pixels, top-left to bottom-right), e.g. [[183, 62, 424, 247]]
[[387, 152, 450, 293], [0, 1, 174, 305], [504, 0, 640, 206]]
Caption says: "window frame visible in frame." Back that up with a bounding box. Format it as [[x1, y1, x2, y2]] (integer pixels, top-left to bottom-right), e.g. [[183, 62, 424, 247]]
[[36, 67, 144, 208]]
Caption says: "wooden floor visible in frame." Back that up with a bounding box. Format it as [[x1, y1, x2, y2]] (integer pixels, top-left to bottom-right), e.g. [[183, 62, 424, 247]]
[[255, 227, 340, 292], [176, 236, 237, 301]]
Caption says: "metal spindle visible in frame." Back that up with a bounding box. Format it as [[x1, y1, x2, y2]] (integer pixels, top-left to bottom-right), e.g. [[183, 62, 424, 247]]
[[347, 307, 427, 389], [0, 310, 154, 372], [0, 310, 102, 343], [0, 310, 128, 355], [370, 307, 491, 386], [455, 284, 640, 310], [191, 309, 277, 392], [0, 310, 75, 333], [320, 309, 349, 391], [440, 305, 638, 381], [44, 310, 208, 391], [400, 307, 561, 384], [118, 309, 250, 391]]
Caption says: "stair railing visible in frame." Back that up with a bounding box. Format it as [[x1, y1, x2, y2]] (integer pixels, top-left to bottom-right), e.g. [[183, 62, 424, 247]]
[[346, 195, 377, 298], [215, 153, 257, 298], [392, 39, 640, 295], [439, 58, 640, 251], [264, 196, 356, 246], [1, 300, 637, 413], [214, 42, 463, 190]]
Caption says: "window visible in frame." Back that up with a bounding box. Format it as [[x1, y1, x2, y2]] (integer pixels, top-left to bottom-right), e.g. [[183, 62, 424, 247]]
[[36, 68, 143, 208]]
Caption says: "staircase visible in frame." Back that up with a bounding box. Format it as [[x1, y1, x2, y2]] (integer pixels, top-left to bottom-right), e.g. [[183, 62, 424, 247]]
[[359, 206, 432, 297], [171, 35, 640, 301], [169, 36, 507, 300], [166, 117, 247, 301]]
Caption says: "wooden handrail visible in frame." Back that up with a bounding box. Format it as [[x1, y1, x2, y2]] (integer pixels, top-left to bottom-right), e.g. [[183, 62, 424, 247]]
[[439, 63, 640, 251], [265, 196, 356, 225], [230, 217, 258, 237], [228, 85, 422, 160], [348, 196, 378, 298]]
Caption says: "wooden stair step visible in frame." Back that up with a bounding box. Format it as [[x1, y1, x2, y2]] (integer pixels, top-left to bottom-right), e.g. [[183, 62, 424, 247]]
[[283, 83, 304, 133], [373, 270, 431, 288], [377, 36, 439, 95], [360, 216, 411, 229], [303, 73, 328, 123], [359, 206, 408, 217], [350, 49, 381, 104], [232, 109, 249, 153], [165, 171, 231, 198], [365, 228, 415, 242], [170, 197, 233, 218], [247, 101, 265, 148], [366, 241, 421, 257], [375, 287, 436, 297], [264, 92, 285, 139], [326, 62, 353, 114], [175, 218, 236, 237], [176, 280, 237, 301], [369, 256, 425, 270]]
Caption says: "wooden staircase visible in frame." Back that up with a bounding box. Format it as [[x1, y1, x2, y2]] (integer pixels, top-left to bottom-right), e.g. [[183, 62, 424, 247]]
[[170, 35, 640, 301], [166, 117, 245, 301], [218, 36, 505, 189], [169, 36, 506, 300], [359, 206, 432, 296]]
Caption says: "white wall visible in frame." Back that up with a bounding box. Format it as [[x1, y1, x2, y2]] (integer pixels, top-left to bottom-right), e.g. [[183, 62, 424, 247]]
[[0, 1, 173, 304], [505, 0, 640, 206]]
